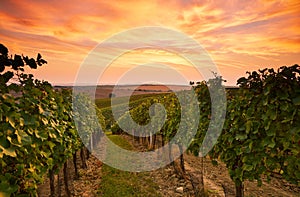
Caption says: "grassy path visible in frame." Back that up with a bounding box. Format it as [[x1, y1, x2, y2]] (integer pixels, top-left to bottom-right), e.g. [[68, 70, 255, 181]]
[[98, 133, 161, 197]]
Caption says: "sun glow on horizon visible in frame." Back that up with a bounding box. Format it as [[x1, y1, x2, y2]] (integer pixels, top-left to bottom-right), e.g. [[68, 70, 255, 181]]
[[0, 0, 299, 86]]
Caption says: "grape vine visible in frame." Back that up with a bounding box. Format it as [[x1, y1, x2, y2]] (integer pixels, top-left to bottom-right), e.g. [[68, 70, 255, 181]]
[[0, 44, 105, 196]]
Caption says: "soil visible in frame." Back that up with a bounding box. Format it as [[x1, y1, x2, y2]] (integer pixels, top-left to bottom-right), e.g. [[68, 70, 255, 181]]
[[37, 151, 103, 197], [37, 134, 300, 197], [122, 134, 300, 197]]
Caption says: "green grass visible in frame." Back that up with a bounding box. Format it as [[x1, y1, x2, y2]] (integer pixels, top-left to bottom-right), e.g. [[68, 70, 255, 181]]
[[99, 134, 161, 197], [105, 134, 133, 151]]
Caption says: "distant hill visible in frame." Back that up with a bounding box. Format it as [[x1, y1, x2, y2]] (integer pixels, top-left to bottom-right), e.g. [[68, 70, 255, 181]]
[[55, 84, 238, 99]]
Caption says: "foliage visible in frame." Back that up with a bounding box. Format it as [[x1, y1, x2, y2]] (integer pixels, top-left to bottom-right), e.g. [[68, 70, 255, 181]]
[[210, 65, 300, 192], [0, 44, 105, 196], [99, 94, 167, 131], [109, 66, 299, 196]]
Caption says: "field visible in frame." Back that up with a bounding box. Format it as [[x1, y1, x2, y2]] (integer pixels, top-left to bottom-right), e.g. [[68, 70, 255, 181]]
[[66, 84, 191, 100]]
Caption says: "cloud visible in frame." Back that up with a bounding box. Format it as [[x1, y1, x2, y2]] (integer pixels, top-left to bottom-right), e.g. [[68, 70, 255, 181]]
[[0, 0, 299, 85]]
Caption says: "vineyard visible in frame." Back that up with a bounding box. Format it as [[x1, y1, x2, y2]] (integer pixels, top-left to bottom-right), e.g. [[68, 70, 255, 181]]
[[0, 43, 299, 196], [107, 66, 300, 196], [0, 44, 105, 196]]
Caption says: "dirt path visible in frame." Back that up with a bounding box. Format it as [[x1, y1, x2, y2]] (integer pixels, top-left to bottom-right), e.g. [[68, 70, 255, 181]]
[[185, 153, 300, 197], [37, 151, 103, 197], [122, 134, 300, 197], [106, 134, 192, 196], [38, 134, 300, 197]]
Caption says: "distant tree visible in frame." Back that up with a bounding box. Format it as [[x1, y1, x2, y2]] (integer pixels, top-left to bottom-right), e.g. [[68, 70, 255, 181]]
[[109, 93, 116, 98]]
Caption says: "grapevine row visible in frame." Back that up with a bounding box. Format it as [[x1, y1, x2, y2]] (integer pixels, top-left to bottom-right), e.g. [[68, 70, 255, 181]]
[[0, 44, 105, 196], [110, 65, 300, 196]]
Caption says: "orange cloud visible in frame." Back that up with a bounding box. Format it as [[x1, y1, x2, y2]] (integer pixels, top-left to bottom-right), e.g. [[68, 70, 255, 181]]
[[0, 0, 299, 85]]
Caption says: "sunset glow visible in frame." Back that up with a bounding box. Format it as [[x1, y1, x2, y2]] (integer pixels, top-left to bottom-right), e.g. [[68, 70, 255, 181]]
[[1, 0, 299, 85]]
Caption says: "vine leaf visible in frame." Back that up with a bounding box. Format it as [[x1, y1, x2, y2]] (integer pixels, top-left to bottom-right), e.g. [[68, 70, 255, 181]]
[[292, 96, 300, 105]]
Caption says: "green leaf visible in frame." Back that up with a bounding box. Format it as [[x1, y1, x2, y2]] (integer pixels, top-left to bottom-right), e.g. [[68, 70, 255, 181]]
[[263, 86, 271, 96], [262, 98, 268, 106], [0, 63, 4, 72], [278, 90, 289, 100], [0, 180, 18, 196], [12, 54, 24, 70], [292, 96, 300, 105], [2, 71, 14, 83], [266, 128, 275, 137], [280, 102, 289, 111], [0, 43, 8, 56], [235, 133, 247, 140], [267, 110, 277, 120], [19, 130, 32, 145], [0, 137, 10, 148], [28, 58, 37, 69], [267, 140, 276, 148], [295, 170, 300, 179], [243, 164, 253, 171], [37, 53, 42, 60], [1, 147, 17, 157], [246, 121, 252, 133], [264, 120, 271, 131]]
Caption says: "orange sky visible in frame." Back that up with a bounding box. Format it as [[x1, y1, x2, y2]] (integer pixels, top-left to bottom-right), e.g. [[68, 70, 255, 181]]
[[0, 0, 299, 86]]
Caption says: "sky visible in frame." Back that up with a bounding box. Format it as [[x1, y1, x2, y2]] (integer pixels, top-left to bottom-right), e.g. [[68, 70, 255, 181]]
[[0, 0, 299, 86]]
